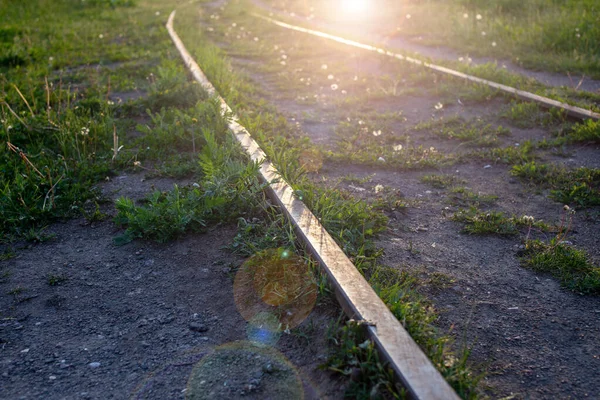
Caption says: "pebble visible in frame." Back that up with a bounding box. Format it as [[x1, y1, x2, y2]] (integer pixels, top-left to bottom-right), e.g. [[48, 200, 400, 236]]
[[88, 362, 101, 369], [262, 363, 273, 373], [483, 165, 492, 169], [189, 322, 209, 333]]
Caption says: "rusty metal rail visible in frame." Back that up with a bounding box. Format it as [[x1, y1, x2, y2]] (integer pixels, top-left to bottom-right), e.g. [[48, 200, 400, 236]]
[[252, 13, 600, 122], [166, 9, 461, 400]]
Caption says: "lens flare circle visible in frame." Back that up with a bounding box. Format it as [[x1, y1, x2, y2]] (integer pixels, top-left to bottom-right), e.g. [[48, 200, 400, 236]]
[[186, 342, 303, 400], [233, 248, 318, 330]]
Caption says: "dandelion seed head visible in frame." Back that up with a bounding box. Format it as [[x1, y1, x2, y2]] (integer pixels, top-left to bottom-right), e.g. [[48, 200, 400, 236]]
[[327, 74, 334, 80], [492, 41, 497, 47], [476, 14, 482, 20], [134, 161, 142, 167], [280, 60, 287, 65], [155, 11, 160, 16], [481, 31, 486, 36], [98, 34, 104, 39], [321, 64, 328, 70], [434, 102, 444, 110], [374, 184, 384, 194], [330, 84, 338, 91], [254, 37, 259, 41], [463, 13, 468, 18], [405, 14, 411, 19], [372, 130, 382, 137], [393, 144, 403, 151], [281, 54, 288, 59]]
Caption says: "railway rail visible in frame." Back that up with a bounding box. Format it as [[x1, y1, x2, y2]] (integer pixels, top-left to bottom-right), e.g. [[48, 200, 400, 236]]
[[167, 10, 460, 400], [169, 2, 600, 398], [251, 13, 600, 122]]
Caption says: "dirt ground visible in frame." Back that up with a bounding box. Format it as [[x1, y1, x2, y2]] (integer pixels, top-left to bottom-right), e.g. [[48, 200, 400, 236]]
[[0, 159, 347, 399], [196, 1, 600, 398]]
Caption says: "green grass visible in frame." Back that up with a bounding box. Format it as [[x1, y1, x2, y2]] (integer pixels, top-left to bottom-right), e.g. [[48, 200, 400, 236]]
[[0, 0, 178, 240], [452, 207, 552, 236], [421, 174, 466, 189], [522, 239, 600, 295], [415, 116, 510, 148], [447, 187, 498, 208], [114, 130, 264, 243], [511, 161, 600, 208]]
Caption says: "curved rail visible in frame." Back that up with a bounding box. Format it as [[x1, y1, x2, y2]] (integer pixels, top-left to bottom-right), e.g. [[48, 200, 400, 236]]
[[252, 13, 600, 122], [167, 9, 460, 400]]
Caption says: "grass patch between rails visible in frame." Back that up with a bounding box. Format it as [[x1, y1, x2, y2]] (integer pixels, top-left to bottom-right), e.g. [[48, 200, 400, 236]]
[[452, 207, 552, 236], [421, 174, 466, 189], [522, 239, 600, 295], [511, 161, 600, 208], [416, 116, 510, 148], [447, 187, 498, 208]]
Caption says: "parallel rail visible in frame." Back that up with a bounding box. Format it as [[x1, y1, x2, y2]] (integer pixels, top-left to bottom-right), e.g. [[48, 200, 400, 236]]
[[167, 10, 460, 400], [252, 13, 600, 122]]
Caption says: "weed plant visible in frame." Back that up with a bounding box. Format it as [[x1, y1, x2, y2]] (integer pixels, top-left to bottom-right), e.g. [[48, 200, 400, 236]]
[[511, 161, 600, 208], [522, 239, 600, 295], [416, 116, 510, 148]]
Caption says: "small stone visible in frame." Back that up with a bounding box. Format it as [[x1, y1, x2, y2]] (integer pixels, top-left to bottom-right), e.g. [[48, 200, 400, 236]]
[[377, 157, 386, 163], [483, 165, 492, 169], [189, 322, 209, 333], [49, 375, 57, 380], [88, 362, 101, 369], [262, 363, 273, 373]]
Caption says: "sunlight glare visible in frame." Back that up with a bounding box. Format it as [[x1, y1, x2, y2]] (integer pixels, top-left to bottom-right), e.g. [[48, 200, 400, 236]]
[[343, 0, 369, 14]]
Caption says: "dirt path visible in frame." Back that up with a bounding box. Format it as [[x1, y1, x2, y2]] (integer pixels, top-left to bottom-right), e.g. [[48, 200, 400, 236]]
[[249, 0, 600, 94], [197, 1, 600, 398], [0, 140, 345, 399]]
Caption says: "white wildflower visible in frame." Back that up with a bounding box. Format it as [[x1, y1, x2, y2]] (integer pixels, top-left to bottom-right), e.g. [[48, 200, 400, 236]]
[[372, 130, 382, 137]]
